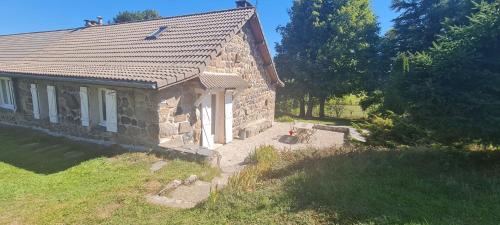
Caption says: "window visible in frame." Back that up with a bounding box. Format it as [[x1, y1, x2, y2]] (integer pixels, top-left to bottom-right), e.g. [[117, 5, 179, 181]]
[[47, 85, 58, 123], [146, 26, 167, 40], [98, 88, 107, 126], [97, 88, 117, 132], [0, 78, 15, 110]]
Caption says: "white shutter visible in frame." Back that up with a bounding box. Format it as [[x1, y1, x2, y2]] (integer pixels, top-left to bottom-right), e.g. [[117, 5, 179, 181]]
[[201, 94, 214, 149], [30, 84, 40, 119], [47, 85, 58, 123], [224, 91, 233, 144], [105, 90, 118, 132], [7, 79, 15, 111], [79, 87, 89, 127]]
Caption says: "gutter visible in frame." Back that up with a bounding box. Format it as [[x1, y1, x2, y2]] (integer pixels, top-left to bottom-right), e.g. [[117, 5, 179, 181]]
[[0, 72, 158, 89]]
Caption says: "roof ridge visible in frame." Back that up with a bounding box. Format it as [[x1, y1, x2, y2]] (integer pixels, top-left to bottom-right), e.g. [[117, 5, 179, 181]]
[[107, 7, 255, 27], [0, 7, 256, 37]]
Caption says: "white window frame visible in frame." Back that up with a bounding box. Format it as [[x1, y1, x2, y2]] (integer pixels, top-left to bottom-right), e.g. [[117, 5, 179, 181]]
[[98, 88, 107, 127], [0, 77, 15, 110]]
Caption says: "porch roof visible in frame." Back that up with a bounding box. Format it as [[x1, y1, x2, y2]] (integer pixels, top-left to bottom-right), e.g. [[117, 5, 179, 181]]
[[199, 72, 250, 90]]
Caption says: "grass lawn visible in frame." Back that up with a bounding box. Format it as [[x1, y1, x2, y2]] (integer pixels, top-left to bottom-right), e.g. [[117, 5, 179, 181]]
[[207, 147, 500, 225], [286, 105, 368, 120], [0, 126, 220, 225], [1, 126, 500, 224], [277, 104, 367, 126], [276, 114, 362, 126]]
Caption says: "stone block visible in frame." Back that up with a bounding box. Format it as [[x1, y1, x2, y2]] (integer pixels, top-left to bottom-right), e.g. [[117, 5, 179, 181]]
[[174, 114, 188, 122], [158, 179, 182, 195], [183, 175, 198, 185], [178, 121, 192, 134], [245, 126, 258, 138], [159, 123, 178, 138], [182, 132, 194, 144]]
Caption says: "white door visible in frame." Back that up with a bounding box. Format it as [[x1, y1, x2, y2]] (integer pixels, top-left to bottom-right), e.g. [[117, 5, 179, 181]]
[[201, 94, 214, 149], [224, 91, 233, 143]]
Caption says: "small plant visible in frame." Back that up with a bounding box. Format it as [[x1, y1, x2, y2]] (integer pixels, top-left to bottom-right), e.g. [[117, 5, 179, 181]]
[[329, 97, 346, 118]]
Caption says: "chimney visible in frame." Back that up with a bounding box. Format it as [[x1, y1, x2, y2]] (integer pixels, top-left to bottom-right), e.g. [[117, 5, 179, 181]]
[[84, 17, 104, 27], [236, 0, 253, 8], [84, 20, 93, 27]]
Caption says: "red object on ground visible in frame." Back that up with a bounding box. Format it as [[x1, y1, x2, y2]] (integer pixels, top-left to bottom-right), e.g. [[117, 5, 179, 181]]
[[289, 130, 294, 136]]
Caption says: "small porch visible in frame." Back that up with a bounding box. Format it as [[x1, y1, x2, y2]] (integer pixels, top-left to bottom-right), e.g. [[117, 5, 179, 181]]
[[158, 72, 251, 153]]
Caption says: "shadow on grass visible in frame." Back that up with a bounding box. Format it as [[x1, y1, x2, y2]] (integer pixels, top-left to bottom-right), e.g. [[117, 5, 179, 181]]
[[272, 148, 500, 225], [0, 126, 124, 175]]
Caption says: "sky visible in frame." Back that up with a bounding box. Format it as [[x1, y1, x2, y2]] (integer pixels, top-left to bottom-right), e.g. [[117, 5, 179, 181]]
[[0, 0, 398, 56]]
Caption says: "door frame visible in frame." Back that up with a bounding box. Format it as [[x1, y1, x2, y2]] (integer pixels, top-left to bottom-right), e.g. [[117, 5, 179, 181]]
[[200, 89, 234, 149]]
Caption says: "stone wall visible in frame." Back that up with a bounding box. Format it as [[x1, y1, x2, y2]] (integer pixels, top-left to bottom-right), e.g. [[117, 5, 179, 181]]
[[157, 80, 202, 146], [0, 78, 159, 148], [0, 22, 278, 148], [205, 24, 276, 135]]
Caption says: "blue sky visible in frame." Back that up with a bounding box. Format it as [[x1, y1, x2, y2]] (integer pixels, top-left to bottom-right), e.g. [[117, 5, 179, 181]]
[[0, 0, 397, 56]]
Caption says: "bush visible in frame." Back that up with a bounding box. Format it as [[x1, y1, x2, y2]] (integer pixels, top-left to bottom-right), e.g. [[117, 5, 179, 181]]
[[362, 112, 430, 147], [328, 97, 346, 118]]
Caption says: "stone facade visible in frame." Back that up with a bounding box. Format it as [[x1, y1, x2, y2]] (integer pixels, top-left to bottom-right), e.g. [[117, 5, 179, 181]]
[[0, 23, 277, 149], [157, 80, 202, 146], [205, 24, 276, 135], [0, 78, 159, 148]]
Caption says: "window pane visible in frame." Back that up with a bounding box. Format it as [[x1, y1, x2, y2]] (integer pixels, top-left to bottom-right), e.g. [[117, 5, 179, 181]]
[[1, 80, 7, 104], [5, 80, 12, 105], [101, 90, 107, 121]]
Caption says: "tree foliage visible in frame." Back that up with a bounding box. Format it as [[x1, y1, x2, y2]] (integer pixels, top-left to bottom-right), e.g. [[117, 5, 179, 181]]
[[390, 0, 490, 53], [275, 0, 379, 118], [113, 10, 161, 23], [388, 1, 500, 145]]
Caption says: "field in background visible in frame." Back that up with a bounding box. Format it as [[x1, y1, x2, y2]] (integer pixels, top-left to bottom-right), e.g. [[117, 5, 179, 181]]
[[276, 94, 368, 125]]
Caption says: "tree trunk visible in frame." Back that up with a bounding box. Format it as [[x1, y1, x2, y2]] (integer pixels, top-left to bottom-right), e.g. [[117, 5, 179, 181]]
[[306, 95, 314, 118], [319, 96, 326, 119], [299, 96, 306, 118]]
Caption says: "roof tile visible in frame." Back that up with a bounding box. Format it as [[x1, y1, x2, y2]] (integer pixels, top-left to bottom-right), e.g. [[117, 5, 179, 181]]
[[0, 7, 256, 88]]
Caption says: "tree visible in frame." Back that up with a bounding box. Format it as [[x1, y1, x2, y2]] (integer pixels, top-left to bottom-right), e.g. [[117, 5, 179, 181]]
[[390, 0, 495, 54], [113, 10, 161, 23], [275, 0, 379, 118], [393, 1, 500, 145]]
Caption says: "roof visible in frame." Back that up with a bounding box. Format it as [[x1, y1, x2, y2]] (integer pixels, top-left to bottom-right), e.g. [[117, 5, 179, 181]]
[[0, 7, 282, 89], [199, 72, 250, 89]]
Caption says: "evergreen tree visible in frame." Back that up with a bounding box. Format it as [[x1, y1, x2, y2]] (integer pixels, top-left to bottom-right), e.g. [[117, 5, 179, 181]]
[[113, 10, 161, 23], [395, 1, 500, 145], [275, 0, 379, 118]]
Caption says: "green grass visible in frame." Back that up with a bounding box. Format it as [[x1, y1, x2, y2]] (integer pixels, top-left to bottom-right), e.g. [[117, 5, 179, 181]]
[[286, 105, 367, 120], [276, 114, 360, 126], [200, 147, 500, 224], [1, 126, 500, 224], [0, 126, 219, 225], [276, 102, 367, 126]]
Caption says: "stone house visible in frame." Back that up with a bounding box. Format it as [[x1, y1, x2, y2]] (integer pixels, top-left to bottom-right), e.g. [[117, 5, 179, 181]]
[[0, 3, 282, 151]]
